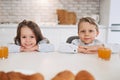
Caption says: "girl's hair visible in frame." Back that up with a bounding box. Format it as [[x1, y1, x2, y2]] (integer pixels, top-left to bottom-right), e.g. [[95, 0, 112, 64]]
[[78, 17, 99, 33], [14, 20, 44, 45]]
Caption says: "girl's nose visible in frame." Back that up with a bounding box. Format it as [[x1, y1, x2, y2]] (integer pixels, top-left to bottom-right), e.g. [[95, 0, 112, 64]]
[[25, 38, 30, 42]]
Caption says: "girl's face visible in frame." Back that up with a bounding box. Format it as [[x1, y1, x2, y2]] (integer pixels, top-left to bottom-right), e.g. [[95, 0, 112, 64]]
[[78, 22, 99, 44], [20, 26, 37, 49]]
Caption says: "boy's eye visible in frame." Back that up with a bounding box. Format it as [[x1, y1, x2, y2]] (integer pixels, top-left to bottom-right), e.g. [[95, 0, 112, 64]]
[[22, 36, 26, 38], [80, 30, 85, 33]]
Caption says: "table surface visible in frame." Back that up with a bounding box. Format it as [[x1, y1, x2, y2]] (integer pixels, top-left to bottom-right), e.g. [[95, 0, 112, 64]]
[[0, 52, 120, 80]]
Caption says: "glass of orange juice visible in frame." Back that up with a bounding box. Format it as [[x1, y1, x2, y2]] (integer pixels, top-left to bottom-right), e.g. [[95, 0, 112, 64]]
[[3, 46, 8, 58], [0, 46, 8, 59], [0, 46, 3, 59], [98, 47, 111, 60]]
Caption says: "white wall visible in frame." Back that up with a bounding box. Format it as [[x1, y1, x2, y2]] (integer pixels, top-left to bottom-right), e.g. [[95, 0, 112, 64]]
[[100, 0, 120, 44], [0, 0, 100, 24], [100, 0, 110, 26]]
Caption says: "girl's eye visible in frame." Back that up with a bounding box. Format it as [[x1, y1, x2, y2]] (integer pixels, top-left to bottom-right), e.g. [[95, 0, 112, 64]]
[[89, 30, 94, 32], [30, 36, 35, 38]]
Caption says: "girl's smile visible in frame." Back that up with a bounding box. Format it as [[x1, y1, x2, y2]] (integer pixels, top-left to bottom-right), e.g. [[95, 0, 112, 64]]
[[20, 26, 37, 49]]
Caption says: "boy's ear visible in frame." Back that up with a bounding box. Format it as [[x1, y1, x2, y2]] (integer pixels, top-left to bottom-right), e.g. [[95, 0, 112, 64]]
[[96, 31, 99, 36]]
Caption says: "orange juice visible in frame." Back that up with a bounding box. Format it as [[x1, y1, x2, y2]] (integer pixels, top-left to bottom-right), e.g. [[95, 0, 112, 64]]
[[0, 46, 8, 59], [0, 47, 3, 58], [2, 46, 8, 58], [98, 47, 111, 60]]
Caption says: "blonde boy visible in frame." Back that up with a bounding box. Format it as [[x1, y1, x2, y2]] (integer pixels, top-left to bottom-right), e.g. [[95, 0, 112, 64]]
[[72, 17, 104, 54]]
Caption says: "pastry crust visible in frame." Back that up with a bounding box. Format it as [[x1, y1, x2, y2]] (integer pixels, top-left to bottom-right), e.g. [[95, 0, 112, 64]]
[[52, 70, 75, 80], [7, 71, 26, 80], [27, 73, 44, 80], [75, 70, 95, 80], [0, 71, 8, 80], [0, 71, 44, 80]]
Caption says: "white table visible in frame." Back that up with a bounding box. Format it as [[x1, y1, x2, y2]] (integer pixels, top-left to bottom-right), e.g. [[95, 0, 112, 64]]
[[0, 52, 120, 80]]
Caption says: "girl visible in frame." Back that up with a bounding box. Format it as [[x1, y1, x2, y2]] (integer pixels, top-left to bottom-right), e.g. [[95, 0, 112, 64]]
[[8, 20, 54, 53]]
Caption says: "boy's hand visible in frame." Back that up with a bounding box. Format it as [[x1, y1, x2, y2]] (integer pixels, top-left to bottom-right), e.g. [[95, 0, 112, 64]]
[[77, 45, 103, 54], [77, 46, 87, 53]]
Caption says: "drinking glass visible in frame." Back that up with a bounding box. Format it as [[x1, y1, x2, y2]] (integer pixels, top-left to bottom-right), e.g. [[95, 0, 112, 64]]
[[98, 47, 111, 60], [0, 46, 3, 59], [0, 46, 8, 59]]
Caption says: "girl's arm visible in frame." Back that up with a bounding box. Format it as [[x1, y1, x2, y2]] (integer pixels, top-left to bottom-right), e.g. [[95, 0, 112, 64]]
[[38, 43, 54, 52], [38, 38, 54, 52], [8, 43, 20, 53], [20, 45, 39, 52]]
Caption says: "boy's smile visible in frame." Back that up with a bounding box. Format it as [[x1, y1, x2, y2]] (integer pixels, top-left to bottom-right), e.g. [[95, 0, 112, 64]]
[[78, 22, 99, 44]]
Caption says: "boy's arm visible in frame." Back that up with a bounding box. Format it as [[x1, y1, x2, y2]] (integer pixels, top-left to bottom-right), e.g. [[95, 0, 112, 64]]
[[84, 45, 104, 54], [77, 46, 87, 53], [78, 45, 104, 54]]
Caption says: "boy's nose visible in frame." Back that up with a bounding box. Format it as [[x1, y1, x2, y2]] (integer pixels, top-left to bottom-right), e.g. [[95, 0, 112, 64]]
[[85, 31, 89, 35]]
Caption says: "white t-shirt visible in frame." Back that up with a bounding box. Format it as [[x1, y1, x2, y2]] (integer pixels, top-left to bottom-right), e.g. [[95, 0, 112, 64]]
[[58, 39, 103, 53], [8, 38, 54, 53], [71, 39, 103, 46]]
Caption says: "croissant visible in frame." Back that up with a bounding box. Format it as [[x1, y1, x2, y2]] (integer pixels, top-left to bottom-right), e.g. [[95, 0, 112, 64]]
[[27, 73, 44, 80], [0, 71, 44, 80], [0, 71, 9, 80], [75, 70, 95, 80], [52, 70, 75, 80], [7, 71, 26, 80]]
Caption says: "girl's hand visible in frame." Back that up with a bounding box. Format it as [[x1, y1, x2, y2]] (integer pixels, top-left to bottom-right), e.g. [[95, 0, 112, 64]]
[[20, 45, 39, 52]]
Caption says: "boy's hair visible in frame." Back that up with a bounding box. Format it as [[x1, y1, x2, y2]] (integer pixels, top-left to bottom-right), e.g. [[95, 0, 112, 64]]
[[14, 20, 44, 45], [78, 17, 99, 33]]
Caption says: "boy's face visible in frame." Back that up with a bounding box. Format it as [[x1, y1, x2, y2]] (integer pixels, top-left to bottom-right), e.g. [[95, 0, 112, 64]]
[[78, 22, 99, 44], [20, 26, 37, 49]]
